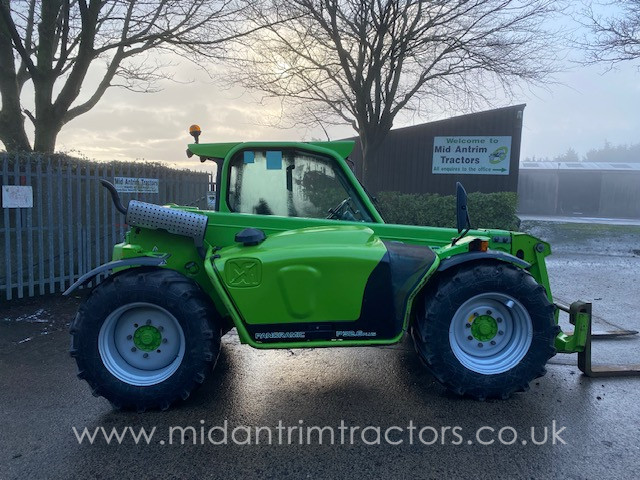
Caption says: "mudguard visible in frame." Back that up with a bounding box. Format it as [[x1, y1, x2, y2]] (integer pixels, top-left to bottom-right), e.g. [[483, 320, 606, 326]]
[[62, 255, 170, 296], [437, 250, 530, 272]]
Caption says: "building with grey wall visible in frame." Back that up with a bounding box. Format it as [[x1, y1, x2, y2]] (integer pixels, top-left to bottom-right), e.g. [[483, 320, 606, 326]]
[[518, 162, 640, 219], [348, 104, 525, 196]]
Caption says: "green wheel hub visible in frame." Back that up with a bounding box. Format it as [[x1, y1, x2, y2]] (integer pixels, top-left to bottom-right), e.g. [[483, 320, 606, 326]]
[[471, 315, 498, 342], [133, 325, 162, 351]]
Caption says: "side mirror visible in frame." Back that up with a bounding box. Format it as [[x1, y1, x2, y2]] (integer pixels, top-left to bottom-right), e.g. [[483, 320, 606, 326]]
[[456, 182, 471, 234]]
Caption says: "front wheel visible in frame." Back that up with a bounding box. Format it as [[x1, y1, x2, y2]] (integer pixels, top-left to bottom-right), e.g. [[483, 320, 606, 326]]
[[70, 268, 221, 411], [412, 262, 559, 400]]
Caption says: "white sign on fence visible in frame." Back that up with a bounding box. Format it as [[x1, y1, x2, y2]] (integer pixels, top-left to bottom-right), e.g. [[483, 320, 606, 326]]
[[2, 185, 33, 208], [432, 136, 512, 175], [113, 177, 159, 193]]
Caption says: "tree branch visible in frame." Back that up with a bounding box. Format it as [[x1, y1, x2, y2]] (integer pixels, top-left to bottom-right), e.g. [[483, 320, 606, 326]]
[[0, 0, 37, 75]]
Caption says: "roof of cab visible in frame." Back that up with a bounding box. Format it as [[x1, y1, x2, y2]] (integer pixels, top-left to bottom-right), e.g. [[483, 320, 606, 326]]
[[187, 141, 355, 160]]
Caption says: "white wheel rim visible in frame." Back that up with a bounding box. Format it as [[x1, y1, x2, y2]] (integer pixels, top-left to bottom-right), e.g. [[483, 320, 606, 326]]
[[98, 302, 185, 386], [448, 293, 533, 375]]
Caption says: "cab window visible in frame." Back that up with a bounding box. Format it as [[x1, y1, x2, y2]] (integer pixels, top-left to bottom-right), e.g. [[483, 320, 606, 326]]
[[227, 149, 372, 221]]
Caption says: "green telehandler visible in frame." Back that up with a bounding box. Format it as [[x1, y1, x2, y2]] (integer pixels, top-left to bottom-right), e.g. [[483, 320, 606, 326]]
[[65, 126, 639, 411]]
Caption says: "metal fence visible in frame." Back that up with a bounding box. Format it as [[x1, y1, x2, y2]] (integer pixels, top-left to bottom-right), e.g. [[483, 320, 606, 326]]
[[1, 153, 213, 301]]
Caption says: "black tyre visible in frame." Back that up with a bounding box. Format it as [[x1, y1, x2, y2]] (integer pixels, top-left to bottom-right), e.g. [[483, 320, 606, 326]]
[[70, 267, 221, 411], [412, 262, 559, 400]]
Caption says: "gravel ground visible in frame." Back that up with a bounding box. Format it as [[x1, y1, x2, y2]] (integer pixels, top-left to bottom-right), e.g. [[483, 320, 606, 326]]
[[521, 220, 640, 366]]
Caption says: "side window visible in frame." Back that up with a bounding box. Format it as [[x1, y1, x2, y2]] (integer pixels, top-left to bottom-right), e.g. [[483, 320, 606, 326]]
[[228, 149, 371, 221]]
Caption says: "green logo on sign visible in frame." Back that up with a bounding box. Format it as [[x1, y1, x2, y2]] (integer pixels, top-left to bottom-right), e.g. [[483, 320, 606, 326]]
[[489, 146, 509, 164]]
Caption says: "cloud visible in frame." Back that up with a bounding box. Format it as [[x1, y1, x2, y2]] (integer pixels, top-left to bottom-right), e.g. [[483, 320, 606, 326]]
[[48, 46, 640, 166]]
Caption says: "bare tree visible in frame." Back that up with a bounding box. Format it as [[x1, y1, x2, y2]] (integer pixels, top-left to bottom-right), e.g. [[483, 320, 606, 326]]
[[228, 0, 562, 187], [0, 0, 253, 153], [580, 1, 640, 66]]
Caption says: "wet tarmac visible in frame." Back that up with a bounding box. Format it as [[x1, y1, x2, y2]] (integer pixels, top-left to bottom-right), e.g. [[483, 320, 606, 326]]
[[1, 221, 639, 479]]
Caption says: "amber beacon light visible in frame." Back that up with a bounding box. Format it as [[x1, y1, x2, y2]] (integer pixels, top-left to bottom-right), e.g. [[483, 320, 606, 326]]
[[189, 124, 201, 143]]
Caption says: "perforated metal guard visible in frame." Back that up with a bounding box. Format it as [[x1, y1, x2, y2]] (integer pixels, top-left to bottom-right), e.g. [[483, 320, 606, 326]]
[[126, 201, 208, 247]]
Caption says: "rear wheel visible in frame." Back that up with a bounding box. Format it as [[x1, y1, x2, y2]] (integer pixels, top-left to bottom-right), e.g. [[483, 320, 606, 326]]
[[70, 268, 221, 411], [412, 262, 558, 400]]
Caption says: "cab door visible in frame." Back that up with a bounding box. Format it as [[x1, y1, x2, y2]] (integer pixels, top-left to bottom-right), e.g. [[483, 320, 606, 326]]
[[211, 225, 400, 342]]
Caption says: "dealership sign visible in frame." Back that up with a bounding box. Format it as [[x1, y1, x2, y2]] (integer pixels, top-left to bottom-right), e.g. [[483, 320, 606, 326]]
[[432, 136, 512, 175], [113, 177, 159, 193]]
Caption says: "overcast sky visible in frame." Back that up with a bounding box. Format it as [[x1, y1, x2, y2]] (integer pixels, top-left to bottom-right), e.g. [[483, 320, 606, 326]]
[[44, 9, 639, 174]]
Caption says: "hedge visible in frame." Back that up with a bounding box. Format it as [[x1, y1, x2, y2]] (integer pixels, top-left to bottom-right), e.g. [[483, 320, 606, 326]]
[[375, 191, 519, 231]]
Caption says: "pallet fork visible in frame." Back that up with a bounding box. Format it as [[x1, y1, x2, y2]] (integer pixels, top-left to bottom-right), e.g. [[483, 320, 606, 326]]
[[556, 301, 640, 377]]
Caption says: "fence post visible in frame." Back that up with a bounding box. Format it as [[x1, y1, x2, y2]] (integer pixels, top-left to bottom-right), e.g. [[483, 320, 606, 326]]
[[93, 163, 100, 283], [76, 162, 83, 285], [102, 163, 109, 266], [26, 156, 34, 297], [13, 155, 24, 298], [2, 155, 12, 301], [84, 162, 91, 285], [46, 159, 55, 294], [67, 162, 74, 287], [36, 159, 45, 296], [57, 158, 65, 291]]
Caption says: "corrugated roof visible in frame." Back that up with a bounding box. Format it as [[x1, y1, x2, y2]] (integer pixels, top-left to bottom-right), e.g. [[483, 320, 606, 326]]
[[520, 162, 640, 171]]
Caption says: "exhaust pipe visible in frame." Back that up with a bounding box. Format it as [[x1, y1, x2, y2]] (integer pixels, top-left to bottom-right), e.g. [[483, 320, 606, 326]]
[[100, 179, 128, 215], [126, 200, 208, 248], [100, 179, 208, 249]]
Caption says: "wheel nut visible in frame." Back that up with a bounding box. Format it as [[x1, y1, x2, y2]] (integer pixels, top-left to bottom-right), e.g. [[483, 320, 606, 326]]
[[467, 336, 473, 341], [473, 312, 479, 317], [486, 310, 492, 315], [478, 343, 483, 348], [131, 347, 137, 352], [143, 353, 149, 358], [158, 326, 164, 332], [498, 330, 504, 335], [497, 318, 502, 323], [490, 341, 496, 345], [146, 319, 151, 325], [465, 323, 471, 328], [162, 338, 168, 343], [127, 335, 132, 340]]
